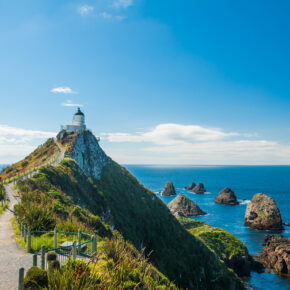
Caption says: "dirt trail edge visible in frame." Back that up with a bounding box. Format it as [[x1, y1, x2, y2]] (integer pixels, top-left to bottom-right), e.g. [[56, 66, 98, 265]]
[[0, 141, 65, 289]]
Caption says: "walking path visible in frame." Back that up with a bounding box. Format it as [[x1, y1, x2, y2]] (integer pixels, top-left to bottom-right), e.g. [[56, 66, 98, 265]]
[[0, 141, 65, 289]]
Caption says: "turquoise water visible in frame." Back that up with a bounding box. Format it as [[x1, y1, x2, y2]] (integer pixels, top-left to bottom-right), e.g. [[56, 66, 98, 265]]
[[125, 165, 290, 290]]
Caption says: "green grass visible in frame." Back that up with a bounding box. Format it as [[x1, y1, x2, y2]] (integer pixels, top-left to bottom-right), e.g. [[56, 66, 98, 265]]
[[0, 138, 58, 181], [179, 217, 248, 260], [0, 201, 8, 215], [11, 217, 26, 249]]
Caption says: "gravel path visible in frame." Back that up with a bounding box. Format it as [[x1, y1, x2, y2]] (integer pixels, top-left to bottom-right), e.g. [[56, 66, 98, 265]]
[[0, 184, 32, 290], [0, 141, 66, 289]]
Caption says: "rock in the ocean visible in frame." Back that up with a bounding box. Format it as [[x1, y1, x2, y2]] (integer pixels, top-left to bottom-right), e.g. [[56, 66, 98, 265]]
[[214, 187, 239, 205], [185, 182, 196, 191], [192, 182, 206, 194], [257, 235, 290, 275], [168, 194, 206, 217], [244, 193, 283, 231], [161, 181, 176, 196]]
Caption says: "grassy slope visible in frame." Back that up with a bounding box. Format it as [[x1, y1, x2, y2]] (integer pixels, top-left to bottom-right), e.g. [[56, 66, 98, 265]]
[[0, 138, 58, 180], [179, 218, 247, 260], [14, 160, 177, 288], [94, 160, 244, 289]]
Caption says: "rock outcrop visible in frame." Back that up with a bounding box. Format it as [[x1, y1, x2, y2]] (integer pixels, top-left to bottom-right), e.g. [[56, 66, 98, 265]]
[[185, 182, 196, 191], [244, 193, 283, 231], [168, 194, 206, 217], [257, 235, 290, 275], [69, 131, 110, 180], [214, 188, 239, 205], [161, 181, 176, 196], [192, 182, 206, 194]]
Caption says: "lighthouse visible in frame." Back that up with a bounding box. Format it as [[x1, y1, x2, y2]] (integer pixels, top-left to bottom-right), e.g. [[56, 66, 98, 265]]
[[64, 108, 86, 133]]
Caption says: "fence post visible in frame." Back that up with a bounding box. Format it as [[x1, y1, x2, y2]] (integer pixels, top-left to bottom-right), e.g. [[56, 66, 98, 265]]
[[27, 227, 31, 253], [24, 225, 27, 243], [20, 222, 24, 237], [54, 227, 57, 249], [72, 241, 77, 259], [41, 245, 45, 270], [33, 254, 37, 267], [77, 229, 81, 254], [92, 233, 97, 254], [18, 268, 24, 290]]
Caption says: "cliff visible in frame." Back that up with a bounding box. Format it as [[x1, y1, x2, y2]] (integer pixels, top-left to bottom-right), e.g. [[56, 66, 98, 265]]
[[13, 131, 244, 289]]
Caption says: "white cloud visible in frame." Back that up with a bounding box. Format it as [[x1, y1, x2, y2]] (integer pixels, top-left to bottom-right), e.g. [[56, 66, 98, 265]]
[[51, 87, 77, 94], [61, 100, 83, 107], [112, 0, 133, 9], [0, 125, 56, 163], [101, 123, 290, 164], [78, 5, 94, 16], [103, 123, 239, 145], [99, 12, 112, 19]]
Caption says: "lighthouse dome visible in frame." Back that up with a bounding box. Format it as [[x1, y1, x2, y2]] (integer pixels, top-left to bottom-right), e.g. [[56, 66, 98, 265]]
[[73, 107, 85, 127]]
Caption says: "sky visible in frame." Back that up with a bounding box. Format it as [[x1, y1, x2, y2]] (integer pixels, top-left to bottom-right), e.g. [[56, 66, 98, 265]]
[[0, 0, 290, 165]]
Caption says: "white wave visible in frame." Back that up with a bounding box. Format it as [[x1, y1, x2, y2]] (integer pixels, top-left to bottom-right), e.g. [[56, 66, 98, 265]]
[[239, 199, 250, 205]]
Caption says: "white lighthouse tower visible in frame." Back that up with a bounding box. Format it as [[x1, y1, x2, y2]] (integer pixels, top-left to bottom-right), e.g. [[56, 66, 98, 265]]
[[64, 108, 86, 133]]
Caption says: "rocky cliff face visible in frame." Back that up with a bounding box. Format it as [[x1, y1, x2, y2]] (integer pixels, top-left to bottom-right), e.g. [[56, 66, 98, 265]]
[[214, 188, 239, 205], [168, 194, 206, 217], [69, 131, 110, 180], [244, 193, 283, 231], [257, 235, 290, 275]]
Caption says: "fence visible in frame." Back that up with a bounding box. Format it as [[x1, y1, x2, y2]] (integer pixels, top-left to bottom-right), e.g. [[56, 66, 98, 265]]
[[18, 224, 97, 289]]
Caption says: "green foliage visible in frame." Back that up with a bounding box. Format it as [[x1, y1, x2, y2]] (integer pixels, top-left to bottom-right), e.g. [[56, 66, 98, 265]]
[[46, 251, 57, 261], [24, 266, 48, 288], [47, 237, 177, 289], [14, 161, 111, 237], [0, 183, 5, 200], [0, 200, 8, 215], [179, 217, 248, 259]]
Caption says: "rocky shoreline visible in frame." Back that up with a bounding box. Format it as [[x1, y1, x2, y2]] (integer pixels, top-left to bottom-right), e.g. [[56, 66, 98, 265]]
[[257, 235, 290, 275]]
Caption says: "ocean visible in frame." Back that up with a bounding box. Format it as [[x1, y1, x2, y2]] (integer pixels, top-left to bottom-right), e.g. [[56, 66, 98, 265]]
[[125, 165, 290, 290]]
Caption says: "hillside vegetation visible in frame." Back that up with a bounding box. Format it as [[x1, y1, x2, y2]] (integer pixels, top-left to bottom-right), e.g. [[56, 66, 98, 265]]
[[0, 138, 58, 180], [13, 131, 244, 289]]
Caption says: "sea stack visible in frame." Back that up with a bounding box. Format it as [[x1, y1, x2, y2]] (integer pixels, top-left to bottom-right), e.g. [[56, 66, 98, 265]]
[[185, 182, 196, 191], [258, 235, 290, 275], [161, 181, 176, 196], [244, 193, 283, 231], [192, 182, 206, 194], [214, 188, 239, 205], [168, 194, 206, 217]]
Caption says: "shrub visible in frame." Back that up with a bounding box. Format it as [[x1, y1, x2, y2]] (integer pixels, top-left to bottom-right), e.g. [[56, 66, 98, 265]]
[[46, 251, 57, 261], [24, 267, 48, 288]]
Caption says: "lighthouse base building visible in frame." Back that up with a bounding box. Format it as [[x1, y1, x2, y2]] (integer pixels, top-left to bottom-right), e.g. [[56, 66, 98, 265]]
[[63, 108, 86, 133]]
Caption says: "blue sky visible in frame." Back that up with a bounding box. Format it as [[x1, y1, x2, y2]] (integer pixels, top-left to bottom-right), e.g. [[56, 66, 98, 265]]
[[0, 0, 290, 164]]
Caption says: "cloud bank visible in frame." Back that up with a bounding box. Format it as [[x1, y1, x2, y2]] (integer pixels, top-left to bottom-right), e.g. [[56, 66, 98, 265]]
[[0, 125, 56, 163], [102, 123, 290, 164]]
